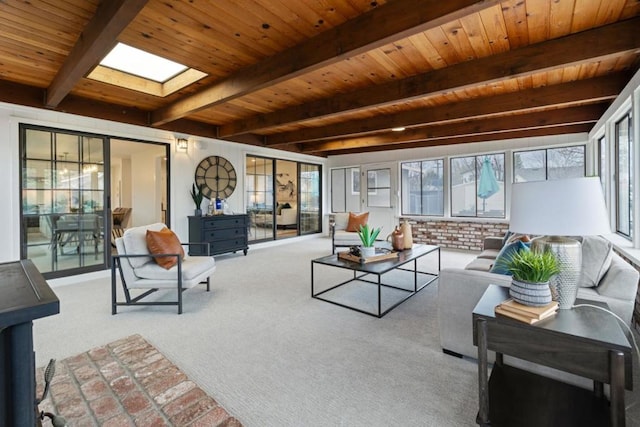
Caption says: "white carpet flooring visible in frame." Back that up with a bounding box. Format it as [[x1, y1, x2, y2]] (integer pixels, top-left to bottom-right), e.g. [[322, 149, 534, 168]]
[[34, 236, 638, 426]]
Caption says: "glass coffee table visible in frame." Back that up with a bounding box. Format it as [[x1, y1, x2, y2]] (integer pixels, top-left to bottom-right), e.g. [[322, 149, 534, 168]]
[[311, 244, 440, 317]]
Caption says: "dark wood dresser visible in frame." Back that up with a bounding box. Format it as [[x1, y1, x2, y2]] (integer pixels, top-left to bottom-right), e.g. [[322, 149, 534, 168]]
[[188, 214, 249, 256]]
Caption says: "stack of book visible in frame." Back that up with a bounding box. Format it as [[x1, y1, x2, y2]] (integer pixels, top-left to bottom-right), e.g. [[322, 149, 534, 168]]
[[495, 299, 558, 324]]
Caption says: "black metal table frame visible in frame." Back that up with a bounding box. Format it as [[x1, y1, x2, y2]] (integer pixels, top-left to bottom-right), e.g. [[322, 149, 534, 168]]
[[311, 245, 440, 318]]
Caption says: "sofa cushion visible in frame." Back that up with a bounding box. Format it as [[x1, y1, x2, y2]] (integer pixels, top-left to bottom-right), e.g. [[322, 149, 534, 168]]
[[146, 227, 185, 270], [122, 223, 166, 268], [579, 235, 613, 288], [135, 256, 216, 282], [346, 212, 369, 232], [490, 240, 530, 275], [477, 248, 501, 260], [465, 258, 494, 272], [333, 230, 363, 245]]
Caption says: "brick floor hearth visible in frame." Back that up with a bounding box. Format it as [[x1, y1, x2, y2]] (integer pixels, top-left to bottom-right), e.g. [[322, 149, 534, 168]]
[[36, 334, 242, 426]]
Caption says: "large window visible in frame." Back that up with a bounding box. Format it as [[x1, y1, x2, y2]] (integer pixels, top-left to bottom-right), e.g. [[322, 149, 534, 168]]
[[615, 112, 633, 239], [513, 146, 585, 182], [366, 168, 391, 208], [331, 167, 360, 212], [400, 159, 444, 216], [451, 154, 504, 218]]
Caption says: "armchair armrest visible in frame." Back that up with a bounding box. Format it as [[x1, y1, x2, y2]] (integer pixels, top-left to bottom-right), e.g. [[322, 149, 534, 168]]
[[329, 219, 336, 238]]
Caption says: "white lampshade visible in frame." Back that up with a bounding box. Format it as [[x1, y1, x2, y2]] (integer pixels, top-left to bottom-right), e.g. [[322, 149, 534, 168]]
[[509, 177, 610, 236]]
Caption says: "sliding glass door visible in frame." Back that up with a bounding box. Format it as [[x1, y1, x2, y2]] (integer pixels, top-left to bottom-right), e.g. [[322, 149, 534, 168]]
[[21, 125, 107, 278], [246, 156, 275, 242], [299, 163, 321, 235], [246, 155, 321, 242]]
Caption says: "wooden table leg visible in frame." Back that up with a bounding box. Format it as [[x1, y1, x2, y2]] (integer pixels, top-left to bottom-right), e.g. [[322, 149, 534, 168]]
[[477, 318, 490, 426], [610, 350, 626, 427]]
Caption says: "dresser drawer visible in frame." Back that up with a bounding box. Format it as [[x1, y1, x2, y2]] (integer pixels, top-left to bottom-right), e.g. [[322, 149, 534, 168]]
[[203, 216, 247, 230], [204, 227, 245, 241]]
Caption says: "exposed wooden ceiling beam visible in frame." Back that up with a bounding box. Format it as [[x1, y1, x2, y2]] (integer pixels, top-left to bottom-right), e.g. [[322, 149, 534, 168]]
[[221, 17, 640, 137], [150, 0, 501, 126], [45, 0, 149, 108], [266, 73, 628, 146], [301, 105, 605, 154], [322, 124, 594, 156]]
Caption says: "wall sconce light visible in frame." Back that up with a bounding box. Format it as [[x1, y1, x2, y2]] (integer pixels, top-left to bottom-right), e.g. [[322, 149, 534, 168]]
[[177, 138, 188, 151]]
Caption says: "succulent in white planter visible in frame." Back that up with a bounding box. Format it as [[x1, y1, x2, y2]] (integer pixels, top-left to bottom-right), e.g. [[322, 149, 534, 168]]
[[357, 224, 381, 258]]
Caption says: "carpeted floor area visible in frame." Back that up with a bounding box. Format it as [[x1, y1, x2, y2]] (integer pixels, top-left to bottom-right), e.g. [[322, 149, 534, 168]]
[[36, 334, 242, 426], [33, 236, 640, 426]]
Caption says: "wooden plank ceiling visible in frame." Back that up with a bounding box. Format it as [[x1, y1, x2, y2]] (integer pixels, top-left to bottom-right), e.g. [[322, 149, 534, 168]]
[[0, 0, 639, 157]]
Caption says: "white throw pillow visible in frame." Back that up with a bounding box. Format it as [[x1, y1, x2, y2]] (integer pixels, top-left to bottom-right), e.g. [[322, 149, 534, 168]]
[[578, 235, 613, 288], [122, 223, 167, 268]]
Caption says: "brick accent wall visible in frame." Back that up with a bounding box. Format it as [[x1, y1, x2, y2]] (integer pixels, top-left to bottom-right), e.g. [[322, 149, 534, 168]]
[[398, 218, 509, 251]]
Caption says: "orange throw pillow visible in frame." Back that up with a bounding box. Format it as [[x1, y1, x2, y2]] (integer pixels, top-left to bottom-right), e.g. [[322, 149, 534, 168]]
[[146, 227, 185, 270], [346, 212, 369, 232]]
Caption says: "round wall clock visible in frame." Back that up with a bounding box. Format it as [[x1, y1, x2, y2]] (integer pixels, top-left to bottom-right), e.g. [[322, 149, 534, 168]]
[[194, 155, 237, 199]]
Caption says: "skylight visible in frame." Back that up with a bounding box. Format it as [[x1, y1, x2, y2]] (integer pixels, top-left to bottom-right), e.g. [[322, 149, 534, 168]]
[[100, 43, 187, 83]]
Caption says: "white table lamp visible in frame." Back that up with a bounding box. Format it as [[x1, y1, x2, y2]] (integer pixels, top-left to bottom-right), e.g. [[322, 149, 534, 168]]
[[509, 177, 610, 309]]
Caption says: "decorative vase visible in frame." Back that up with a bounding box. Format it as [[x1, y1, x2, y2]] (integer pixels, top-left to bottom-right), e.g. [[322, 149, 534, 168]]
[[400, 220, 413, 249], [531, 237, 581, 309], [361, 246, 376, 258], [509, 278, 552, 307], [194, 208, 202, 216], [386, 226, 404, 251]]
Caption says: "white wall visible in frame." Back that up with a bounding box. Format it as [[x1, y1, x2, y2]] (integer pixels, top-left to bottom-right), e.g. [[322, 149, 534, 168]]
[[0, 102, 325, 263], [130, 149, 163, 226]]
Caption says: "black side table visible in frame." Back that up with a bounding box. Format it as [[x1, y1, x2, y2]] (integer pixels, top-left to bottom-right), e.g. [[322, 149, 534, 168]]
[[473, 285, 632, 427]]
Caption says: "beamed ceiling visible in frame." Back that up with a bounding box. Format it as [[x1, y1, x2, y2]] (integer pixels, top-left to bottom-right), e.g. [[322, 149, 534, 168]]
[[1, 0, 639, 157]]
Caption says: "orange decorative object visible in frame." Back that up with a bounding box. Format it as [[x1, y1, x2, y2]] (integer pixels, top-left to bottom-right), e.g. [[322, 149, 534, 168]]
[[346, 211, 369, 232], [400, 220, 413, 249], [145, 227, 185, 269], [387, 226, 404, 251]]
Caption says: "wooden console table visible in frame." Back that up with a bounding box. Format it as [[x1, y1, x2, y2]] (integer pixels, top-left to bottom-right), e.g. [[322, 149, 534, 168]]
[[473, 285, 632, 427]]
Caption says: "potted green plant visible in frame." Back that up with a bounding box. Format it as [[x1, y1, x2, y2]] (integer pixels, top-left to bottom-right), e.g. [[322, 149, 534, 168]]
[[190, 183, 204, 216], [501, 248, 560, 306], [357, 223, 381, 258]]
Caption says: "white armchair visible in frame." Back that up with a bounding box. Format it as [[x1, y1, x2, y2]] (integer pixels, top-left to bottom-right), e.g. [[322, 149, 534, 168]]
[[112, 223, 216, 314]]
